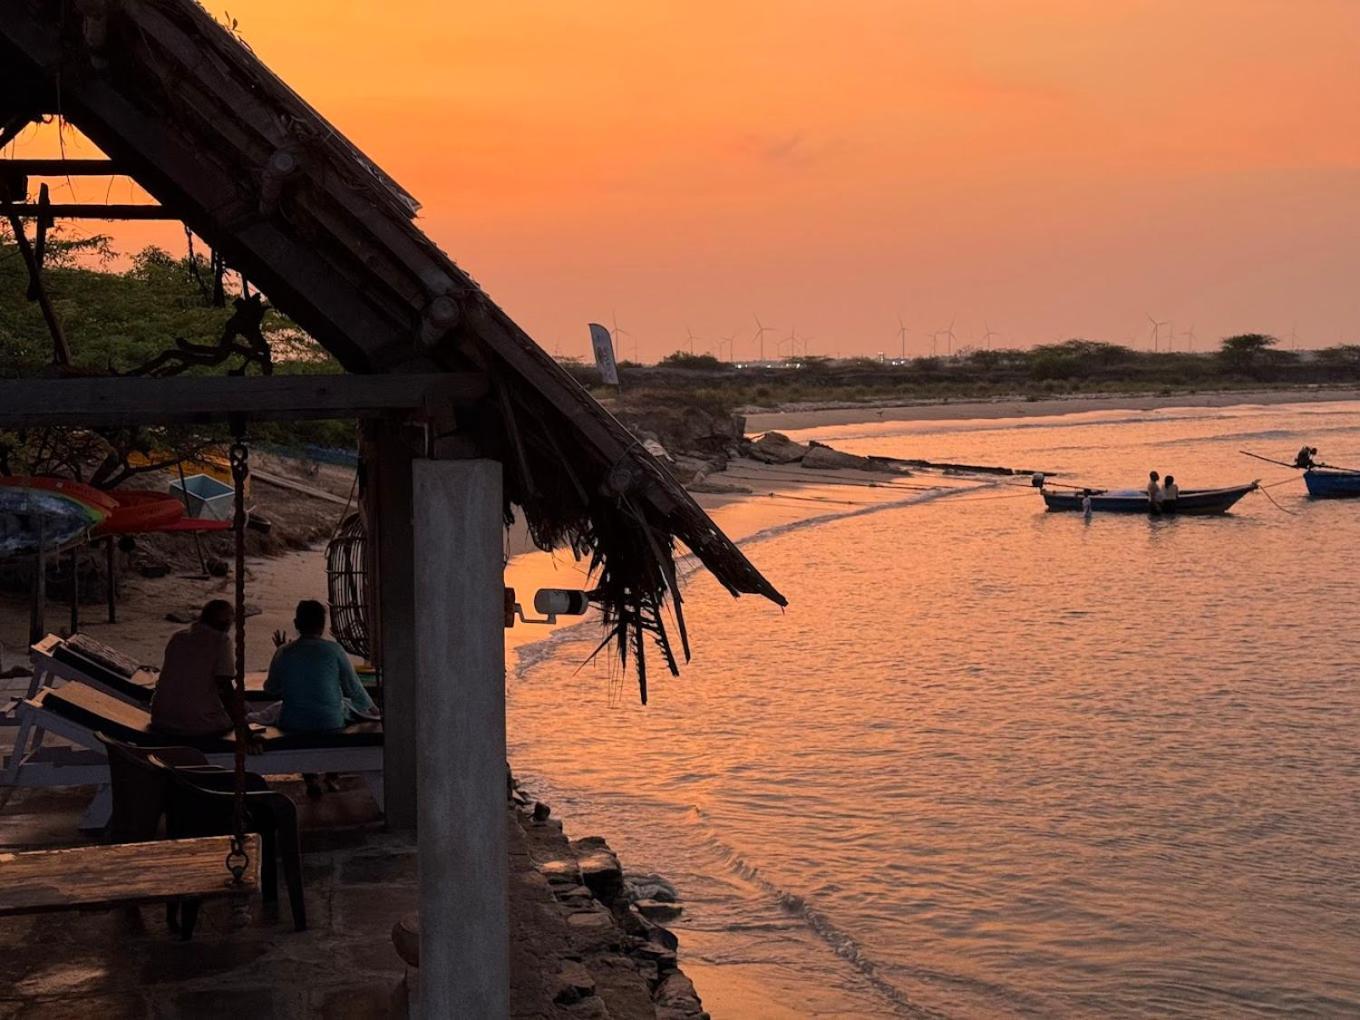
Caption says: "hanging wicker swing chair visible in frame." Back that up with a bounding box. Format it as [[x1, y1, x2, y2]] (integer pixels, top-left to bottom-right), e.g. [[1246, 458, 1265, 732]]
[[325, 511, 370, 663]]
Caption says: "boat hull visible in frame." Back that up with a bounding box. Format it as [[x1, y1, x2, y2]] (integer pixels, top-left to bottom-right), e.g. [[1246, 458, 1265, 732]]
[[1042, 483, 1257, 515], [1304, 469, 1360, 499]]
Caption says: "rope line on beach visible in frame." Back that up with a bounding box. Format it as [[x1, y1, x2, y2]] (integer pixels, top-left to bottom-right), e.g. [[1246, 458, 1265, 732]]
[[722, 468, 937, 491]]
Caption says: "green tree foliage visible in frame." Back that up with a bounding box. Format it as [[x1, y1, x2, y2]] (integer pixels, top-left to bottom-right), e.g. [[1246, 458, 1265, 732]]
[[1028, 339, 1134, 380], [0, 230, 348, 483], [1218, 333, 1277, 375], [659, 350, 723, 370], [1316, 344, 1360, 368]]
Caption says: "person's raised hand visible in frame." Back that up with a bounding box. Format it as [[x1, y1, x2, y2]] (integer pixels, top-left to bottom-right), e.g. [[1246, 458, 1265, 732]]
[[272, 629, 288, 649]]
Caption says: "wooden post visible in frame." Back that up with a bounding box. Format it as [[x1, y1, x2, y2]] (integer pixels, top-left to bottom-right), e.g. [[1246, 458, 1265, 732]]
[[105, 537, 117, 624], [68, 547, 80, 635], [29, 520, 46, 646], [412, 459, 508, 1019], [370, 420, 418, 830]]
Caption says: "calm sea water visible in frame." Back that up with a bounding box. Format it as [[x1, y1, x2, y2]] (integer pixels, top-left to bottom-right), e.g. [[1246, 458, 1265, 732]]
[[507, 400, 1360, 1018]]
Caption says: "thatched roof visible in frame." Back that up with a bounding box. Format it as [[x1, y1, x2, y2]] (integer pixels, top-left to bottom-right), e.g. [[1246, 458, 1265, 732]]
[[0, 0, 784, 697]]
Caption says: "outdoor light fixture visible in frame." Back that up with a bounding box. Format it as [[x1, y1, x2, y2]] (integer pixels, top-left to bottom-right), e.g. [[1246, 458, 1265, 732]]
[[504, 587, 593, 627]]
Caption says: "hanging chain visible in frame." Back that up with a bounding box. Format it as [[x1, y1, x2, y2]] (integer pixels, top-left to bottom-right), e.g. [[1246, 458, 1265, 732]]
[[226, 437, 251, 886]]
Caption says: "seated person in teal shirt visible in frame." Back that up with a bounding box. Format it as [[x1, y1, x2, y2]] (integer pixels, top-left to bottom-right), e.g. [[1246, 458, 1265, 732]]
[[265, 599, 377, 732], [266, 600, 378, 798]]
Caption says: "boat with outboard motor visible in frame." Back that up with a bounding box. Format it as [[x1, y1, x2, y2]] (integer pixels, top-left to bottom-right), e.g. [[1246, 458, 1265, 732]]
[[1241, 447, 1360, 500], [1303, 468, 1360, 499], [1034, 475, 1259, 515]]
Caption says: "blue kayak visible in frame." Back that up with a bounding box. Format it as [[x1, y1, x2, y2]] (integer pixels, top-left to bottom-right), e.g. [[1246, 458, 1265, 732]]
[[0, 489, 103, 559], [1304, 468, 1360, 499]]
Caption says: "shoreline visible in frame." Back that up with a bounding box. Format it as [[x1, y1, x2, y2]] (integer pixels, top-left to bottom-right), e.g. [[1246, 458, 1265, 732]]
[[504, 388, 1354, 1015], [744, 385, 1360, 432], [504, 461, 990, 1019]]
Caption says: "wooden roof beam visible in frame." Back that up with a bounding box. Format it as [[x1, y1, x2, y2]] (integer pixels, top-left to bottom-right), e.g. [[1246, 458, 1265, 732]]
[[0, 159, 125, 176], [0, 373, 488, 427], [1, 202, 178, 221]]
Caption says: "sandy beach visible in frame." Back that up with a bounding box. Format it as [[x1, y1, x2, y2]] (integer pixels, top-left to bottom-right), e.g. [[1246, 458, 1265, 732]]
[[745, 385, 1360, 433]]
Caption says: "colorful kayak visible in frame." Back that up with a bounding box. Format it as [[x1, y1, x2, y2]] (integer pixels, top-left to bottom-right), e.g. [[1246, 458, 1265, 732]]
[[93, 490, 186, 536], [0, 488, 107, 558], [0, 475, 118, 513], [1042, 482, 1258, 515], [1303, 469, 1360, 499]]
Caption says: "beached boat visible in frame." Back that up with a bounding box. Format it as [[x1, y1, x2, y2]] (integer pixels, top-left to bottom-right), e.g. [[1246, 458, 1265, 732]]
[[1041, 482, 1258, 515], [1303, 468, 1360, 499]]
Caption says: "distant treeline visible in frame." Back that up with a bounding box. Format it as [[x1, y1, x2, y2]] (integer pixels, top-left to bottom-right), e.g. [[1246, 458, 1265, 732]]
[[564, 336, 1360, 410]]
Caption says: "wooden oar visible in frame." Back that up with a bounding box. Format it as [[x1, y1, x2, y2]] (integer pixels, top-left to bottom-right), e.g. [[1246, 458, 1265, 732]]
[[1239, 450, 1299, 469], [1241, 449, 1360, 474]]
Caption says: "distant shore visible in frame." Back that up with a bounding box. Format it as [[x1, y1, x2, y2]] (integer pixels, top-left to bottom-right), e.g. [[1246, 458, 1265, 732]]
[[745, 385, 1360, 433]]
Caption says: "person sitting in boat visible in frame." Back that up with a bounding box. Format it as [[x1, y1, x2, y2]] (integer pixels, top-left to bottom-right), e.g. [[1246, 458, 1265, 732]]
[[265, 600, 378, 797], [1162, 475, 1179, 504], [1146, 470, 1163, 509], [150, 599, 240, 738], [1295, 446, 1318, 469]]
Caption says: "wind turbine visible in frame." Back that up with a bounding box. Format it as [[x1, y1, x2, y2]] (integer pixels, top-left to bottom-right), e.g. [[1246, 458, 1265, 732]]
[[611, 310, 635, 364], [1146, 313, 1169, 353], [684, 323, 700, 355], [896, 314, 909, 361], [939, 316, 957, 357], [1289, 322, 1298, 350], [751, 314, 774, 363], [1181, 323, 1197, 352], [718, 334, 736, 362], [779, 326, 799, 358], [980, 321, 1000, 350]]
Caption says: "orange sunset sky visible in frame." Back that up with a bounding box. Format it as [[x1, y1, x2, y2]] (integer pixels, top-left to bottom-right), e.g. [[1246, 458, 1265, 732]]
[[11, 1, 1360, 360]]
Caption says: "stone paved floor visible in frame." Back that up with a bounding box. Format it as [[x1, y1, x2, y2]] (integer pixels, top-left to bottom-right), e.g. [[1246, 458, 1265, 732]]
[[0, 777, 702, 1019]]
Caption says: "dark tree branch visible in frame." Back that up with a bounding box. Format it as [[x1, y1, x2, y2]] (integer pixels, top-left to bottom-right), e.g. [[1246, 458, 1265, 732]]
[[123, 292, 274, 378]]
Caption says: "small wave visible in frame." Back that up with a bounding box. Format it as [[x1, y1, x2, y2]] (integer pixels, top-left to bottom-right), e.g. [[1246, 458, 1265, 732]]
[[693, 827, 947, 1020], [511, 483, 994, 682], [673, 483, 993, 585]]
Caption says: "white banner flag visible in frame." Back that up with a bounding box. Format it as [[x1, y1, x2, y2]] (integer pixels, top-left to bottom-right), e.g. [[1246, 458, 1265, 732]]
[[588, 323, 620, 386]]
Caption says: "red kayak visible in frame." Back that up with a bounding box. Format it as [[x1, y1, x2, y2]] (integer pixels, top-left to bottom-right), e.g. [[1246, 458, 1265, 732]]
[[156, 517, 232, 533], [93, 490, 186, 536]]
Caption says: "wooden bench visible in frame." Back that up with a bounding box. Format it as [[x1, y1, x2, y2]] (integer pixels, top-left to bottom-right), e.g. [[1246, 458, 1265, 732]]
[[0, 834, 259, 915]]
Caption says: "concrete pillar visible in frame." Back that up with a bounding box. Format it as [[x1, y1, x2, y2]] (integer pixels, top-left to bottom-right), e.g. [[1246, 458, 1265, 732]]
[[372, 421, 419, 829], [412, 459, 508, 1019]]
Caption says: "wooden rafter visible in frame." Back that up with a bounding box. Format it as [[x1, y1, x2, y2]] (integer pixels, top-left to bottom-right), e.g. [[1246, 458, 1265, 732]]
[[0, 158, 123, 175], [0, 373, 489, 427], [1, 202, 177, 220]]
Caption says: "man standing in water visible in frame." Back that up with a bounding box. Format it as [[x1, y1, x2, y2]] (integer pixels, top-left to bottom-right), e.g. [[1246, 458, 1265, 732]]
[[1146, 470, 1163, 511]]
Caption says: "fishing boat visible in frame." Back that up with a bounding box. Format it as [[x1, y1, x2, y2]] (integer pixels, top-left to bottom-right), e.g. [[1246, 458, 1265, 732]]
[[1240, 447, 1360, 500], [1303, 468, 1360, 499], [1040, 482, 1258, 515]]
